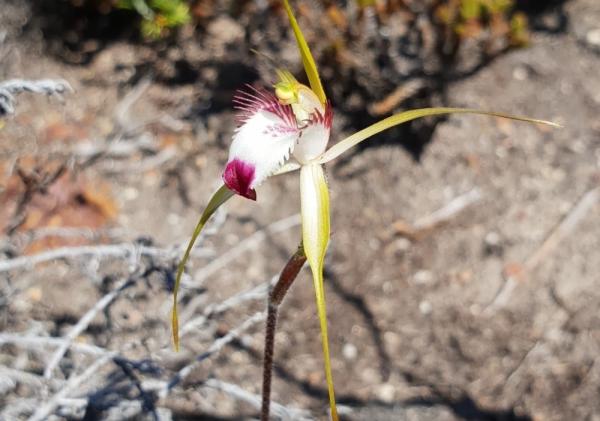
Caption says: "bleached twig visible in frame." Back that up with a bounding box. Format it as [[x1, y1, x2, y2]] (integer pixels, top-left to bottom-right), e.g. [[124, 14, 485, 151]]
[[413, 188, 483, 230], [0, 365, 64, 389], [101, 147, 177, 174], [178, 213, 300, 322], [44, 277, 133, 378], [0, 333, 110, 356], [180, 278, 273, 335], [185, 214, 301, 288], [114, 77, 152, 132], [393, 188, 483, 239], [203, 378, 311, 420], [162, 311, 266, 397], [28, 353, 115, 421], [0, 79, 72, 116], [0, 242, 211, 273]]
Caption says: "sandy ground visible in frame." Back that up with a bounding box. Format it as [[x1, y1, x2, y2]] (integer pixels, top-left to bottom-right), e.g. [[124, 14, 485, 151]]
[[0, 0, 599, 420]]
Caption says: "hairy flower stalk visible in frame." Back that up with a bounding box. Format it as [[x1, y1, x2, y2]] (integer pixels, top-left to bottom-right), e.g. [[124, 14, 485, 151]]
[[171, 1, 559, 418]]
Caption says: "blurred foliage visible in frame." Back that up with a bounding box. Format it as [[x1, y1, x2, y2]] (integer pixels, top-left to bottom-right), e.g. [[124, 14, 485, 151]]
[[434, 0, 529, 46], [115, 0, 191, 38], [61, 0, 530, 48]]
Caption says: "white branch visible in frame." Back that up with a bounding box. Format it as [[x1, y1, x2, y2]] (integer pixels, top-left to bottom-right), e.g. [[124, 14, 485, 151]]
[[0, 333, 110, 356], [413, 188, 483, 230], [0, 242, 210, 273], [0, 79, 72, 116], [28, 353, 115, 421], [203, 378, 311, 420], [44, 277, 132, 378], [185, 213, 301, 288], [180, 278, 273, 336], [161, 311, 266, 398]]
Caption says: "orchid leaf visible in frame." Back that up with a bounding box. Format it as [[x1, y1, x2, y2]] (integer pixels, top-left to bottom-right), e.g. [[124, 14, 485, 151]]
[[172, 184, 234, 351], [299, 164, 338, 420], [282, 0, 327, 104], [317, 107, 560, 164]]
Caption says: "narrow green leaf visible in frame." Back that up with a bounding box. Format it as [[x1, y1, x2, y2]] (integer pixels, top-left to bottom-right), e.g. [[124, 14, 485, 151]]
[[299, 164, 338, 420], [282, 0, 327, 104], [316, 107, 561, 164], [172, 184, 234, 351]]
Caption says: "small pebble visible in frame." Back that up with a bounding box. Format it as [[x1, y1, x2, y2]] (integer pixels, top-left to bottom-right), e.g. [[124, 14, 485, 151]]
[[419, 300, 432, 315], [342, 343, 358, 360], [123, 187, 138, 201], [375, 383, 396, 403], [395, 237, 412, 252], [413, 270, 433, 285], [586, 28, 600, 49], [167, 213, 180, 225], [512, 65, 528, 81], [483, 231, 503, 257]]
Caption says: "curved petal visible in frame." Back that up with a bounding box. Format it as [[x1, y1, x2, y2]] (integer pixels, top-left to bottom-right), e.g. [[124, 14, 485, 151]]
[[224, 88, 300, 199], [300, 164, 339, 421], [294, 103, 333, 164], [316, 107, 561, 164]]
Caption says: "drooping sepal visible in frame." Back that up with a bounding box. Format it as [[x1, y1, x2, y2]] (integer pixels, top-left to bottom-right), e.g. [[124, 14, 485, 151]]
[[172, 184, 234, 351], [299, 164, 338, 420]]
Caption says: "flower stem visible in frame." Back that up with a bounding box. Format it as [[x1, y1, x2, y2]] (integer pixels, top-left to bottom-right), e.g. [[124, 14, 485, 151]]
[[261, 243, 306, 421]]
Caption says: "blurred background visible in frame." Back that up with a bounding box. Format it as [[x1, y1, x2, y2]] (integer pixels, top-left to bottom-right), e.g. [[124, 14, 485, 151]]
[[0, 0, 599, 420]]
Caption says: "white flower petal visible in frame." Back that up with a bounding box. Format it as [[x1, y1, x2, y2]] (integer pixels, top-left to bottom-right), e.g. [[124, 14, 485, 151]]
[[293, 103, 333, 164], [223, 88, 300, 198]]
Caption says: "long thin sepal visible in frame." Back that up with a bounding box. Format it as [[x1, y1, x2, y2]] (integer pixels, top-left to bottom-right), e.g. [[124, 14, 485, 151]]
[[273, 161, 301, 176], [317, 107, 561, 164], [282, 0, 327, 104], [172, 184, 234, 351], [299, 164, 338, 420]]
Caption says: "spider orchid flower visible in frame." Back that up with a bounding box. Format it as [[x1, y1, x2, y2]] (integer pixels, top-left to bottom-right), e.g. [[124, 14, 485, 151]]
[[171, 1, 559, 419]]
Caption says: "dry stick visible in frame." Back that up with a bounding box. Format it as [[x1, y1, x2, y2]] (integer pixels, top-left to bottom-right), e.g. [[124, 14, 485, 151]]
[[205, 379, 310, 420], [185, 214, 301, 288], [393, 188, 483, 239], [0, 333, 110, 356], [43, 277, 134, 378], [180, 278, 272, 336], [179, 214, 301, 322], [101, 147, 177, 174], [0, 366, 64, 390], [161, 311, 266, 397], [0, 242, 211, 273], [28, 353, 115, 421], [261, 244, 307, 421], [486, 187, 600, 312], [412, 188, 483, 231], [0, 79, 72, 116]]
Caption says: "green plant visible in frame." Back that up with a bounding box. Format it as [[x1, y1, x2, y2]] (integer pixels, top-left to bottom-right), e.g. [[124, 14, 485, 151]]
[[170, 0, 558, 419], [435, 0, 529, 46], [116, 0, 190, 38]]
